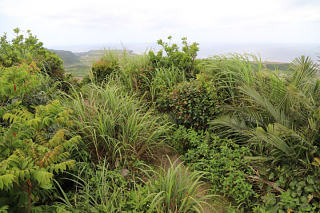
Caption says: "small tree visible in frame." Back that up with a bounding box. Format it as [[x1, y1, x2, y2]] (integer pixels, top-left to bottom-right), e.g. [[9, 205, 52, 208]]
[[148, 36, 200, 78], [0, 28, 65, 79]]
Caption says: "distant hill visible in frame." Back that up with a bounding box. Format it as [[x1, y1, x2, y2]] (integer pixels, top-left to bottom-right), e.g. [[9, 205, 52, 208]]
[[262, 62, 290, 71], [49, 49, 81, 66], [51, 48, 290, 77], [50, 49, 133, 77]]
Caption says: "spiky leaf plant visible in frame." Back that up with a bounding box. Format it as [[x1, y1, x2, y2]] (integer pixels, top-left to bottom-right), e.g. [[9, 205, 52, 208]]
[[149, 157, 213, 213], [64, 82, 171, 166]]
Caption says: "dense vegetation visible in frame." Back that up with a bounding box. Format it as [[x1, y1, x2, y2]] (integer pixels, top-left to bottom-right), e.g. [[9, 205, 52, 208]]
[[0, 29, 319, 212]]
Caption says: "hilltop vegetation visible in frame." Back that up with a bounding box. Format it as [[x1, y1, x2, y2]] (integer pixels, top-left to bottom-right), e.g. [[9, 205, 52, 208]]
[[0, 29, 320, 213], [53, 48, 290, 78]]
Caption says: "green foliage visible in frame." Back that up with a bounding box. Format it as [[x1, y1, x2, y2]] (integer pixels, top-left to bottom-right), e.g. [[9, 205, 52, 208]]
[[149, 67, 186, 103], [0, 100, 80, 212], [116, 52, 154, 96], [174, 127, 258, 209], [2, 29, 320, 212], [252, 166, 320, 212], [115, 52, 186, 102], [0, 63, 54, 129], [49, 49, 80, 66], [91, 51, 120, 85], [148, 36, 200, 78], [205, 55, 320, 210], [0, 63, 42, 101], [65, 83, 171, 166], [0, 28, 64, 79], [148, 158, 213, 213], [157, 76, 221, 130], [210, 55, 320, 167], [57, 161, 154, 213], [58, 159, 213, 213]]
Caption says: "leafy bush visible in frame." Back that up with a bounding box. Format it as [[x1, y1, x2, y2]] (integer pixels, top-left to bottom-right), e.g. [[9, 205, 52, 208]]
[[171, 126, 258, 209], [0, 100, 80, 212], [252, 166, 320, 212], [91, 51, 120, 85], [0, 28, 64, 79], [206, 55, 320, 210], [157, 77, 221, 130], [0, 63, 41, 101], [117, 53, 186, 102], [148, 67, 186, 103], [148, 36, 200, 78]]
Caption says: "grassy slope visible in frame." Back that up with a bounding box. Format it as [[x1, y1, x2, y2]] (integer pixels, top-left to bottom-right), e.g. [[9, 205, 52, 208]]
[[52, 49, 132, 77]]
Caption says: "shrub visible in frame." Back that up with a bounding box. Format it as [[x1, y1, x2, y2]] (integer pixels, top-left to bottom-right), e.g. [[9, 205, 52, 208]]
[[117, 53, 186, 102], [0, 63, 49, 128], [0, 100, 81, 212], [117, 53, 154, 96], [91, 51, 120, 85], [149, 67, 186, 103], [253, 166, 320, 212], [172, 127, 258, 209], [0, 63, 41, 101], [148, 36, 200, 78], [157, 76, 222, 130], [0, 28, 64, 79]]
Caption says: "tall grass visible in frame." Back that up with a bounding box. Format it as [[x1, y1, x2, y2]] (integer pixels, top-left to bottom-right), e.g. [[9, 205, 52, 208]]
[[200, 54, 263, 105], [149, 158, 213, 213], [56, 159, 214, 213], [149, 67, 186, 102], [55, 161, 156, 212], [63, 82, 171, 166], [101, 51, 186, 100], [117, 52, 153, 95]]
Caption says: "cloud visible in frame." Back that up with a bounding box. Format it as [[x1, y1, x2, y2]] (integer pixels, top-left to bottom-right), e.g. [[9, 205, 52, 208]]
[[0, 0, 319, 46]]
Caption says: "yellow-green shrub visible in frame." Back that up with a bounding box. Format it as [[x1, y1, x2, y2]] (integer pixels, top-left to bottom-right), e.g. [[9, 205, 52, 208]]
[[0, 100, 80, 212]]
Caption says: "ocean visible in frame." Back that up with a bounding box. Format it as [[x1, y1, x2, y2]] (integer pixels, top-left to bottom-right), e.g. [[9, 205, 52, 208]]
[[50, 42, 320, 63]]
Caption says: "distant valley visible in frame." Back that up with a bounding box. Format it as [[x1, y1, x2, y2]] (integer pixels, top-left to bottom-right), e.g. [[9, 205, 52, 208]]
[[50, 48, 291, 77], [50, 49, 107, 77]]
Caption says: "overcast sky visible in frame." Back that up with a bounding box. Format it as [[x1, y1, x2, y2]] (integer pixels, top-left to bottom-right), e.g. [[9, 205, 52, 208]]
[[0, 0, 319, 48]]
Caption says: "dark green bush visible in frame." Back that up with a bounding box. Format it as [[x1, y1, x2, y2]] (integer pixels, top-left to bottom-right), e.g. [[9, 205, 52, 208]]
[[253, 166, 320, 212], [157, 77, 222, 130], [171, 126, 258, 209]]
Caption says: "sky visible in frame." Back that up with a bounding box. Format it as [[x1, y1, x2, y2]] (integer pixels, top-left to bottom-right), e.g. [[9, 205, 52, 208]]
[[0, 0, 319, 60]]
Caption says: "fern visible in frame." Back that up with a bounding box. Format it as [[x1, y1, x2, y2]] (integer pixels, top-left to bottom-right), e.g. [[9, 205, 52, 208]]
[[0, 100, 81, 212]]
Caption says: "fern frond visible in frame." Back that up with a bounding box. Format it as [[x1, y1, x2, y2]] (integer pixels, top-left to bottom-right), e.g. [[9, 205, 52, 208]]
[[49, 160, 75, 174], [48, 129, 65, 148], [0, 174, 16, 190], [32, 170, 53, 188]]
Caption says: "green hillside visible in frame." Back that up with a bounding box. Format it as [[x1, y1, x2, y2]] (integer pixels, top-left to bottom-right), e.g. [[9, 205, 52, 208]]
[[49, 49, 80, 65], [51, 49, 130, 77], [2, 29, 320, 213]]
